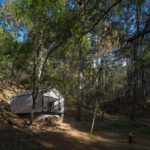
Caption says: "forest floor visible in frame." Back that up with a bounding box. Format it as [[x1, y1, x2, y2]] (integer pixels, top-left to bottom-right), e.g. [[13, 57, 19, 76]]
[[0, 85, 150, 150], [0, 108, 150, 150]]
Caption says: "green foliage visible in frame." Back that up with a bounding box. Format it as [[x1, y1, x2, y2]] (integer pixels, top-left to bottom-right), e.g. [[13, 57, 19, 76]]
[[0, 0, 150, 118]]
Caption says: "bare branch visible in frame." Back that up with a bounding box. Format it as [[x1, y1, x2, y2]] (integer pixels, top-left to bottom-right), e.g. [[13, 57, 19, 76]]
[[127, 30, 150, 43], [83, 0, 122, 34]]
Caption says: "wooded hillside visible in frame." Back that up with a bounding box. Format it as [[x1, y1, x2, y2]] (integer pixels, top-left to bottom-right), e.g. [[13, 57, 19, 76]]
[[0, 0, 150, 150]]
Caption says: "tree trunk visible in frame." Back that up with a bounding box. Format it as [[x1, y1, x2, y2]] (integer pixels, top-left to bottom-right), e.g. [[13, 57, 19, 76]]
[[100, 104, 105, 121], [30, 96, 36, 124], [101, 110, 104, 121], [91, 100, 98, 134], [30, 86, 39, 124], [76, 67, 83, 122], [131, 58, 138, 121], [30, 47, 43, 124], [76, 48, 84, 122], [130, 2, 141, 121], [141, 66, 146, 98]]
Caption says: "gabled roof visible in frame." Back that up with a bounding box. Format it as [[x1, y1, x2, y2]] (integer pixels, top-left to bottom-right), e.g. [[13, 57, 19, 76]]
[[47, 87, 63, 99], [16, 90, 32, 97], [15, 87, 64, 100]]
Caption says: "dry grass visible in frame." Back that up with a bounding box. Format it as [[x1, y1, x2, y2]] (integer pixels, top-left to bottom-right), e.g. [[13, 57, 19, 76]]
[[0, 83, 24, 103]]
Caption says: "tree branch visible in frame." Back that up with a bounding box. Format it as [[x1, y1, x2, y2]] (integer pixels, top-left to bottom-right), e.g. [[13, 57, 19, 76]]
[[39, 41, 64, 81], [83, 0, 122, 34], [140, 17, 150, 44], [127, 30, 150, 43]]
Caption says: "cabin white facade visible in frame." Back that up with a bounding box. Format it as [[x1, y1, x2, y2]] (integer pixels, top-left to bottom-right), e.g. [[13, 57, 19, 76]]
[[10, 88, 64, 119]]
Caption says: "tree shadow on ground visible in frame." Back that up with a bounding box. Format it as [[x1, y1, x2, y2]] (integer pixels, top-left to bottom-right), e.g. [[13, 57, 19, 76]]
[[0, 127, 102, 150], [0, 121, 150, 150]]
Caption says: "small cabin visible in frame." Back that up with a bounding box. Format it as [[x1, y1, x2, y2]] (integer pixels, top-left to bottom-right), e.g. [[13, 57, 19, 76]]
[[10, 88, 64, 120]]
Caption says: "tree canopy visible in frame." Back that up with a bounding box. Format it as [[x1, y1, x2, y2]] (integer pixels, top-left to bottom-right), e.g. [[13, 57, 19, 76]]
[[0, 0, 150, 123]]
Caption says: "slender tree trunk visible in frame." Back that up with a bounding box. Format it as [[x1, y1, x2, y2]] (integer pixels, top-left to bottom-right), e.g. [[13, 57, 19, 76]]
[[130, 2, 141, 121], [30, 47, 43, 124], [30, 96, 36, 124], [131, 58, 138, 121], [127, 63, 131, 107], [76, 48, 84, 122], [76, 71, 83, 121], [100, 103, 105, 121], [141, 66, 146, 98], [101, 110, 104, 121], [91, 100, 98, 134]]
